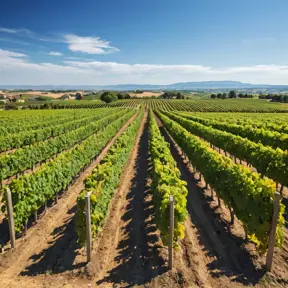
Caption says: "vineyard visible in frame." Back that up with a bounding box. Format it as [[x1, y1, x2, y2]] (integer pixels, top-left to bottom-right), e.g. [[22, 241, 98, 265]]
[[0, 104, 287, 288], [19, 98, 288, 112]]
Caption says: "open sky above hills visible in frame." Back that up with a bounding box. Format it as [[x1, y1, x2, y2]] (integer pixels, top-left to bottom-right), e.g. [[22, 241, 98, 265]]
[[0, 0, 288, 85]]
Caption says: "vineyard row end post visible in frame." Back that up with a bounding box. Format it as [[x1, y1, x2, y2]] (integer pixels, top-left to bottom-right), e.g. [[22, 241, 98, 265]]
[[169, 195, 174, 270], [85, 191, 92, 263], [266, 191, 281, 271], [6, 188, 16, 249]]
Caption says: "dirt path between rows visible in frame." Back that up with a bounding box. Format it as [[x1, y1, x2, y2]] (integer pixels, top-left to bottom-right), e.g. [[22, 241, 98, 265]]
[[179, 121, 288, 282], [87, 112, 157, 286], [0, 111, 138, 288], [90, 111, 203, 287], [91, 112, 172, 287], [155, 115, 288, 288]]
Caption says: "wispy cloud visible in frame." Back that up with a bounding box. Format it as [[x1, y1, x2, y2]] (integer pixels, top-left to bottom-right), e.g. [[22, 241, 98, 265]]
[[64, 56, 101, 61], [0, 49, 84, 75], [47, 51, 62, 56], [0, 49, 26, 58], [64, 61, 212, 74], [64, 34, 119, 54], [0, 26, 60, 43], [0, 27, 119, 55], [1, 49, 287, 85], [0, 27, 35, 36], [241, 37, 275, 46], [0, 27, 17, 33], [0, 37, 33, 46]]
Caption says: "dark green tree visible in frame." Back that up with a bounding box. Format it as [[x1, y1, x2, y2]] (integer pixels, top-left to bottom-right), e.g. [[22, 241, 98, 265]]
[[176, 92, 184, 99], [228, 90, 237, 98], [116, 93, 124, 100], [100, 91, 118, 103]]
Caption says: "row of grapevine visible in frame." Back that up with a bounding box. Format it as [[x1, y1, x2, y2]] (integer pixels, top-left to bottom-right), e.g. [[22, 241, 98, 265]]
[[162, 112, 288, 189], [75, 109, 144, 245], [194, 112, 288, 134], [142, 99, 288, 112], [0, 109, 118, 152], [0, 109, 127, 180], [148, 111, 188, 246], [199, 111, 288, 122], [175, 112, 288, 151], [0, 109, 70, 125], [156, 110, 285, 252], [40, 99, 142, 110], [1, 110, 135, 233], [21, 99, 288, 112], [0, 109, 97, 130], [0, 110, 92, 135]]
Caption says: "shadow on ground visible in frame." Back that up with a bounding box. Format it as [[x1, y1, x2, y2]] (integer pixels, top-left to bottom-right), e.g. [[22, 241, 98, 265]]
[[96, 120, 166, 288], [20, 206, 84, 276], [282, 197, 288, 228], [158, 119, 266, 286]]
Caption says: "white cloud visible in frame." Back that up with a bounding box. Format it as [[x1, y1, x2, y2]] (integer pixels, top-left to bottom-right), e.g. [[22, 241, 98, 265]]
[[0, 27, 60, 43], [64, 61, 212, 75], [0, 28, 17, 33], [64, 34, 119, 54], [0, 49, 287, 85], [0, 49, 84, 74], [0, 49, 26, 58], [0, 49, 27, 65], [0, 27, 119, 55], [0, 27, 36, 37], [64, 56, 81, 60], [47, 51, 62, 56]]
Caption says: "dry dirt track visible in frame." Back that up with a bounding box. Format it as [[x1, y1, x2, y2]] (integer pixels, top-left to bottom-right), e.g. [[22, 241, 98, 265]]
[[90, 113, 168, 286], [88, 112, 201, 287]]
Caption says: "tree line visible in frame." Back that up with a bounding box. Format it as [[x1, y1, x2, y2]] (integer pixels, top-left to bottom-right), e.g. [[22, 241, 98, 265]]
[[258, 94, 288, 103], [160, 91, 185, 99], [210, 91, 254, 99], [210, 91, 288, 103], [100, 91, 186, 103], [100, 91, 131, 103]]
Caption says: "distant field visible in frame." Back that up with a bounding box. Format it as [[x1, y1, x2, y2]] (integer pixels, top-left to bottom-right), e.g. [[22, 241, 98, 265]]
[[4, 91, 65, 99], [128, 91, 162, 98], [3, 90, 86, 99]]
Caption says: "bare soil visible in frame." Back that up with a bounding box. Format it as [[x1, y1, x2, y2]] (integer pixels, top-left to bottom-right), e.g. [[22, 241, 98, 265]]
[[0, 111, 138, 288], [156, 115, 288, 287], [4, 91, 83, 99], [91, 112, 204, 287], [0, 111, 287, 288], [129, 92, 163, 98]]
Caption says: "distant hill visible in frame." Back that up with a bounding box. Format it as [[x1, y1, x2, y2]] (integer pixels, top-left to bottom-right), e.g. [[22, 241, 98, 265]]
[[168, 81, 254, 89], [1, 81, 288, 91]]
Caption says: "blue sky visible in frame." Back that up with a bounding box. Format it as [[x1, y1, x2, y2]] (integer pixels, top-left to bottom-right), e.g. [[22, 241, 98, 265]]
[[0, 0, 288, 85]]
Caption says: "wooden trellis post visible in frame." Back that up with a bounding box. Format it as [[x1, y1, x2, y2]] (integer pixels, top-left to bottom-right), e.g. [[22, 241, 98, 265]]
[[6, 188, 16, 249], [266, 192, 281, 271], [168, 195, 174, 270], [85, 191, 92, 263]]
